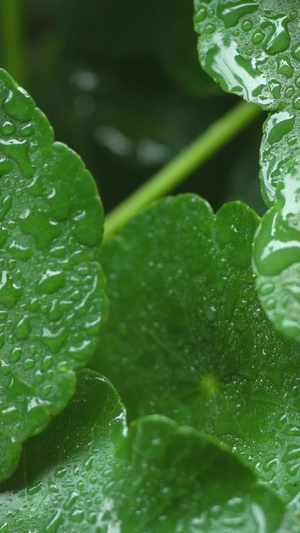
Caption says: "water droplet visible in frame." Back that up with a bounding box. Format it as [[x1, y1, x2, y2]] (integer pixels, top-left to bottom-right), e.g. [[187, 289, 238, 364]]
[[205, 23, 216, 34], [29, 298, 40, 312], [55, 466, 67, 478], [259, 283, 274, 296], [47, 183, 71, 221], [63, 491, 79, 511], [276, 55, 294, 78], [282, 444, 300, 463], [23, 358, 35, 369], [0, 228, 8, 248], [292, 95, 300, 110], [37, 269, 65, 294], [285, 86, 295, 98], [217, 1, 258, 28], [265, 110, 295, 145], [291, 43, 300, 62], [205, 305, 217, 321], [27, 482, 42, 496], [41, 327, 68, 354], [265, 298, 276, 310], [0, 138, 33, 179], [19, 208, 62, 251], [4, 87, 35, 122], [20, 123, 34, 137], [49, 299, 64, 321], [1, 121, 16, 135], [41, 355, 54, 369], [0, 196, 11, 227], [242, 19, 252, 32], [13, 315, 31, 340], [260, 14, 291, 55], [69, 339, 92, 360], [252, 29, 265, 45], [269, 79, 282, 99], [8, 241, 33, 260], [34, 370, 44, 383], [0, 271, 23, 308], [194, 6, 206, 23]]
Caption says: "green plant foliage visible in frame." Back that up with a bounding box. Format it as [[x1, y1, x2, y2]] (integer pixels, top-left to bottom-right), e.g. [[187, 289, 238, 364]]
[[194, 0, 299, 111], [92, 195, 300, 511], [0, 369, 125, 532], [0, 68, 107, 481], [24, 0, 260, 221], [0, 369, 286, 532], [2, 1, 300, 529], [194, 0, 300, 342]]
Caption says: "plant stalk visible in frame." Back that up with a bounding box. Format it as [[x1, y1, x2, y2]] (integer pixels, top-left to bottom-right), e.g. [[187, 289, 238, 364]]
[[1, 0, 25, 86], [104, 101, 262, 240]]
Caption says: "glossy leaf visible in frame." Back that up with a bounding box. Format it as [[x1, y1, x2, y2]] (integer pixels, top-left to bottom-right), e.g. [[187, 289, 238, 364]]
[[0, 68, 107, 481], [253, 153, 300, 340], [259, 110, 300, 207], [0, 369, 126, 532], [0, 369, 285, 532], [194, 0, 300, 342], [194, 0, 300, 111], [91, 195, 300, 510], [112, 417, 285, 533]]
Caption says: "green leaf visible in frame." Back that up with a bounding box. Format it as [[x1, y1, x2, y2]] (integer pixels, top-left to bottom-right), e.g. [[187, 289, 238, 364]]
[[0, 369, 285, 532], [253, 153, 300, 340], [194, 1, 300, 342], [113, 417, 285, 533], [0, 369, 126, 532], [254, 121, 300, 344], [91, 195, 300, 508], [259, 110, 300, 207], [0, 68, 107, 481], [193, 0, 300, 111]]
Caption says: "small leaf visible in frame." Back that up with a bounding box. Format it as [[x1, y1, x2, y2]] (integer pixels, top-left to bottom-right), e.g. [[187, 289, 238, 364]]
[[0, 69, 107, 481], [92, 195, 300, 509], [0, 370, 285, 532]]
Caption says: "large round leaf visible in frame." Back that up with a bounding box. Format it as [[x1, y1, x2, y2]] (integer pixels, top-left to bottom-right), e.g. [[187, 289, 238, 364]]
[[0, 69, 107, 481], [92, 195, 300, 508]]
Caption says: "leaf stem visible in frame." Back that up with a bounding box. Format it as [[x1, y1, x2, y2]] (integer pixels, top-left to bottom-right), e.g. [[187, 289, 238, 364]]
[[104, 101, 262, 240], [1, 0, 25, 86]]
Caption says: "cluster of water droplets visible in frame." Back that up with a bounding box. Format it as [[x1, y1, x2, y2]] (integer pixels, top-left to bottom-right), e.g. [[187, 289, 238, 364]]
[[0, 372, 125, 532], [0, 69, 107, 480], [193, 1, 300, 525], [195, 1, 300, 339], [194, 1, 300, 109]]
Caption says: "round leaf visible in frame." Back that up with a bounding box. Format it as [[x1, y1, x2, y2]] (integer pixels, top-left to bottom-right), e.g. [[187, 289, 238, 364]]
[[0, 69, 107, 481], [92, 195, 300, 507]]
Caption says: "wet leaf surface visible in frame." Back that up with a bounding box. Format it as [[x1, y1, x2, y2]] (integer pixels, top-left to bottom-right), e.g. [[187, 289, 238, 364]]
[[0, 69, 107, 481], [0, 369, 126, 532], [0, 369, 285, 532], [92, 195, 300, 512], [194, 0, 300, 111], [194, 0, 300, 343]]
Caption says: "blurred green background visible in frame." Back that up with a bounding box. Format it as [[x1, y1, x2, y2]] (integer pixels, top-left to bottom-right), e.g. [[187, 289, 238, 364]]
[[1, 0, 266, 216]]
